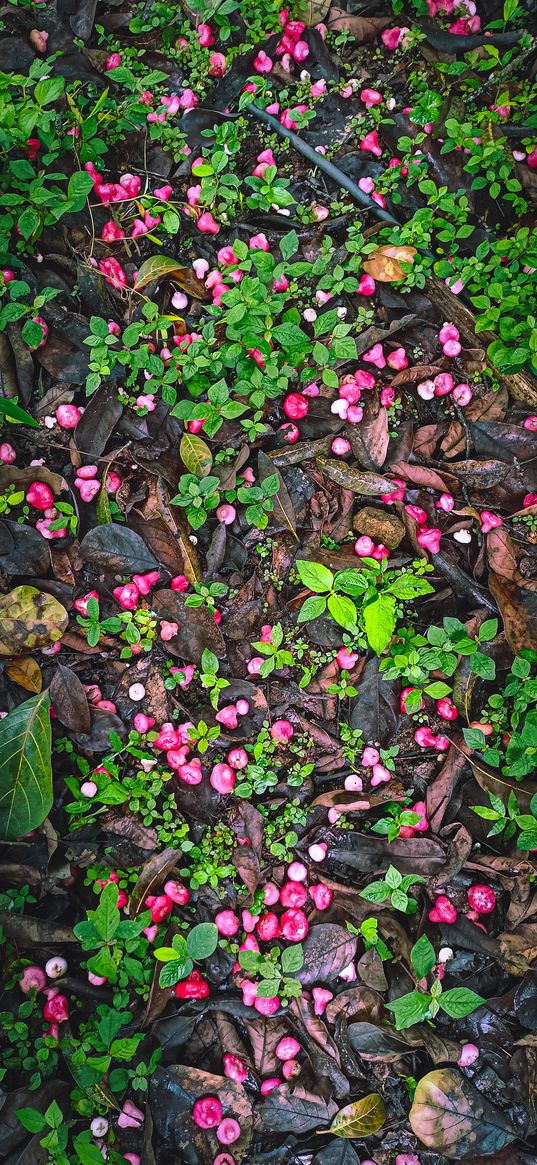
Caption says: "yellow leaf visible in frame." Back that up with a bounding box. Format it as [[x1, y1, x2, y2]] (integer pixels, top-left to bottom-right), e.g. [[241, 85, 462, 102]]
[[5, 657, 42, 692], [330, 1093, 386, 1138]]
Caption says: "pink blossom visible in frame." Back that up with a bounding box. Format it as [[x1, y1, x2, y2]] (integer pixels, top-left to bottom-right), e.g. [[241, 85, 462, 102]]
[[360, 130, 382, 157], [254, 50, 273, 73]]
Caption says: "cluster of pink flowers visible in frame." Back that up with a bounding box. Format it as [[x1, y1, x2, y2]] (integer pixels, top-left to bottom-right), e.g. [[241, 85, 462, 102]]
[[253, 12, 309, 75]]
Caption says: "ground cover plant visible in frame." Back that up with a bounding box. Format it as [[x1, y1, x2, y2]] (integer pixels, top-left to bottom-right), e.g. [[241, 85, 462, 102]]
[[0, 0, 537, 1161]]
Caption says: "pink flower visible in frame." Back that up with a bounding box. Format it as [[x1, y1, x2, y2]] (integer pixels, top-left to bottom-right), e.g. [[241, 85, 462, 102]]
[[179, 88, 198, 109], [356, 273, 376, 296], [56, 404, 81, 429], [209, 52, 227, 76], [197, 22, 214, 45], [154, 184, 173, 201], [105, 52, 122, 70], [270, 719, 293, 742], [480, 511, 503, 533], [216, 704, 239, 729], [382, 27, 402, 49], [453, 383, 472, 406], [249, 232, 269, 251], [417, 526, 441, 554], [355, 535, 374, 557], [362, 343, 385, 368], [361, 87, 383, 108], [360, 130, 382, 157], [387, 346, 408, 370], [101, 220, 125, 242], [197, 211, 219, 234], [254, 50, 273, 73], [216, 503, 236, 525], [98, 258, 128, 289]]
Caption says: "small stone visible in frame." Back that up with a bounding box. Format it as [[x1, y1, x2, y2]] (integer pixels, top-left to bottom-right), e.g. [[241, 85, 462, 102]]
[[353, 506, 405, 549]]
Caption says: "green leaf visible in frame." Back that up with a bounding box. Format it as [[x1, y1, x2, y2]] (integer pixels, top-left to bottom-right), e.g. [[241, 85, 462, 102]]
[[424, 682, 452, 699], [91, 883, 120, 941], [411, 934, 436, 979], [463, 727, 486, 749], [256, 978, 281, 998], [297, 594, 327, 623], [281, 943, 304, 973], [0, 398, 39, 428], [362, 594, 396, 655], [180, 433, 213, 476], [67, 171, 94, 210], [280, 230, 299, 260], [478, 619, 498, 643], [74, 1137, 111, 1165], [159, 959, 192, 987], [360, 880, 388, 904], [296, 560, 334, 593], [272, 322, 310, 354], [386, 991, 431, 1030], [34, 76, 64, 105], [517, 830, 537, 851], [439, 988, 484, 1018], [385, 864, 402, 889], [16, 1108, 47, 1133], [154, 946, 183, 962], [386, 574, 434, 600], [186, 922, 218, 960], [0, 692, 52, 840], [470, 653, 496, 680], [327, 592, 358, 630]]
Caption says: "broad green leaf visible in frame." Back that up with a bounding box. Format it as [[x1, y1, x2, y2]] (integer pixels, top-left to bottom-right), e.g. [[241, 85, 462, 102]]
[[154, 946, 183, 962], [0, 398, 39, 428], [92, 883, 120, 941], [159, 958, 192, 987], [186, 921, 218, 960], [362, 593, 396, 655], [328, 592, 358, 630], [180, 433, 213, 476], [330, 1093, 386, 1138], [439, 988, 484, 1018], [411, 934, 436, 979], [0, 692, 52, 840], [386, 991, 431, 1030], [0, 586, 68, 655], [297, 595, 327, 623], [386, 574, 434, 600], [15, 1108, 46, 1133], [296, 560, 334, 593], [281, 942, 304, 973]]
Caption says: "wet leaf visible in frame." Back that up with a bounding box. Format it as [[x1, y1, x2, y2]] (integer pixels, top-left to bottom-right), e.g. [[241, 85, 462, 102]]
[[74, 381, 123, 458], [0, 586, 67, 655], [5, 656, 42, 693], [298, 924, 357, 985], [49, 665, 91, 734], [261, 1083, 338, 1133], [258, 450, 297, 538], [409, 1068, 519, 1158], [180, 432, 213, 476], [316, 458, 395, 495], [0, 692, 52, 840], [350, 656, 399, 746], [313, 1141, 360, 1165], [80, 525, 158, 574], [329, 1093, 386, 1139], [152, 589, 225, 662]]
